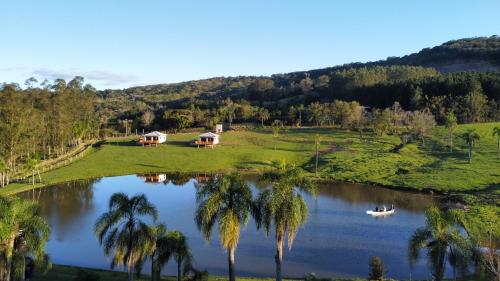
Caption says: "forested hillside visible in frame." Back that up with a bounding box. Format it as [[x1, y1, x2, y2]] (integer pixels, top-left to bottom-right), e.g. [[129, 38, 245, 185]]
[[94, 37, 500, 133], [381, 36, 500, 71]]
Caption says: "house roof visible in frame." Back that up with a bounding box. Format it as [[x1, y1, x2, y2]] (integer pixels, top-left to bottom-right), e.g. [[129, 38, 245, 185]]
[[143, 131, 167, 137], [199, 132, 219, 138]]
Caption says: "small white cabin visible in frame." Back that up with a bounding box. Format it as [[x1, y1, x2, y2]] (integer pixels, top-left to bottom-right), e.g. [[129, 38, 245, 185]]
[[139, 131, 167, 145], [195, 132, 220, 148]]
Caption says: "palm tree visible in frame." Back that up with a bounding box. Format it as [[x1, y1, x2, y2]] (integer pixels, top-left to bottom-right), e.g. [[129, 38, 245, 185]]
[[460, 129, 480, 163], [0, 196, 50, 281], [25, 156, 41, 186], [146, 224, 172, 281], [195, 174, 253, 281], [254, 163, 316, 281], [94, 193, 158, 281], [408, 206, 467, 281], [297, 104, 305, 127], [493, 126, 500, 159], [314, 134, 321, 176], [271, 120, 282, 150], [167, 230, 193, 281], [256, 108, 270, 127]]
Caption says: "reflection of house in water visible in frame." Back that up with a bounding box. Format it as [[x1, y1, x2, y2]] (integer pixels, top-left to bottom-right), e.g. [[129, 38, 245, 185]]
[[138, 174, 167, 183], [194, 173, 213, 183]]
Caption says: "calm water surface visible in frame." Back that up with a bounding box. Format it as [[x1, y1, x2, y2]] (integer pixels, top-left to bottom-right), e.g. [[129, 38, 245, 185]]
[[20, 175, 447, 279]]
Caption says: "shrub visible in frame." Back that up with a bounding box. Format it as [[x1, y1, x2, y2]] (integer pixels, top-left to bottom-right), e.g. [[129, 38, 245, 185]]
[[369, 256, 385, 281]]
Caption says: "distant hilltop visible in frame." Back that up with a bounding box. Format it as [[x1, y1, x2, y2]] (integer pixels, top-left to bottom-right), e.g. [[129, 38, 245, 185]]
[[362, 35, 500, 72], [121, 36, 500, 91], [288, 36, 500, 78]]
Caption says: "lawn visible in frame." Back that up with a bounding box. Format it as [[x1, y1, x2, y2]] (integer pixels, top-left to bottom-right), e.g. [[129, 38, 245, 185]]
[[30, 264, 486, 281], [30, 264, 300, 281], [1, 123, 499, 196], [318, 122, 500, 193]]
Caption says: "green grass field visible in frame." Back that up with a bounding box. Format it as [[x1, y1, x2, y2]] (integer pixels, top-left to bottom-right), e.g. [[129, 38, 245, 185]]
[[1, 122, 499, 196], [30, 264, 301, 281], [30, 264, 485, 281]]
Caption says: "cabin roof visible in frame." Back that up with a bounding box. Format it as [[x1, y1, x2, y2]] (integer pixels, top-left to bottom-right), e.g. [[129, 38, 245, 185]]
[[199, 132, 219, 138], [143, 131, 167, 137]]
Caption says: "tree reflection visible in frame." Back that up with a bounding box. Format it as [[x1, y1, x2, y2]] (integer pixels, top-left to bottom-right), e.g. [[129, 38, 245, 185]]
[[20, 179, 98, 241], [314, 182, 434, 212], [168, 172, 192, 186]]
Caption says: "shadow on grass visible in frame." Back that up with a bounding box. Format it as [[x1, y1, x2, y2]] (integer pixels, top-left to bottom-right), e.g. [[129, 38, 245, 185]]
[[236, 160, 272, 168], [167, 140, 192, 147], [261, 146, 312, 153], [417, 150, 470, 171], [480, 183, 500, 193], [136, 163, 165, 169], [303, 153, 331, 173], [106, 140, 139, 146]]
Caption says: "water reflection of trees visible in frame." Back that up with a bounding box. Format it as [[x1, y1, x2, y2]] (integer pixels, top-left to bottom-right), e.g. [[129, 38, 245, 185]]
[[315, 182, 434, 213], [168, 172, 193, 185], [244, 176, 433, 213], [25, 179, 98, 240], [136, 173, 433, 213]]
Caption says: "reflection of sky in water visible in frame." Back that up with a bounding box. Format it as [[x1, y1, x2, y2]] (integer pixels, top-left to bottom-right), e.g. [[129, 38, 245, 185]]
[[20, 175, 451, 280]]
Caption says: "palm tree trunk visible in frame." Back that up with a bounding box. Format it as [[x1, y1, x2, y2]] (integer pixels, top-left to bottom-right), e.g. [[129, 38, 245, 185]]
[[151, 253, 157, 281], [315, 143, 319, 176], [468, 145, 472, 163], [228, 247, 235, 281], [275, 236, 283, 281], [3, 235, 16, 281], [497, 137, 499, 159], [449, 132, 453, 153], [127, 255, 134, 281], [177, 260, 181, 281], [435, 247, 446, 281], [0, 255, 5, 281], [12, 253, 26, 281]]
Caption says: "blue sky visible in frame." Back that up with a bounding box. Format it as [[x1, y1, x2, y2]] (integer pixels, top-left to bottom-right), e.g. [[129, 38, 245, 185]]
[[1, 0, 499, 89]]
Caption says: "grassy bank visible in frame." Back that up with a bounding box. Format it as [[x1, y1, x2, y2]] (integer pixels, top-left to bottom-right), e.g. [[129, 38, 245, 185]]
[[30, 264, 300, 281], [2, 123, 499, 196], [31, 264, 485, 281]]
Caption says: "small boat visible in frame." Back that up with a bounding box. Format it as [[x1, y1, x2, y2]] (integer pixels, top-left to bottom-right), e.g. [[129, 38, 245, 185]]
[[366, 208, 395, 216]]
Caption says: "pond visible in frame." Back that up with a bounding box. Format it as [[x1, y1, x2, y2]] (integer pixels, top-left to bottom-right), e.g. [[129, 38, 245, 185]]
[[19, 174, 448, 280]]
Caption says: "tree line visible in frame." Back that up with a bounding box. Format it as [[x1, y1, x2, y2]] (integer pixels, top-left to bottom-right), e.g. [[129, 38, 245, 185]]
[[0, 77, 97, 187], [100, 66, 499, 135]]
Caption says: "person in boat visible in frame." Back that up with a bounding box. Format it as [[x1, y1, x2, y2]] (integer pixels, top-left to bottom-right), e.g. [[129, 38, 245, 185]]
[[375, 206, 379, 212], [390, 204, 394, 210], [383, 205, 387, 212]]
